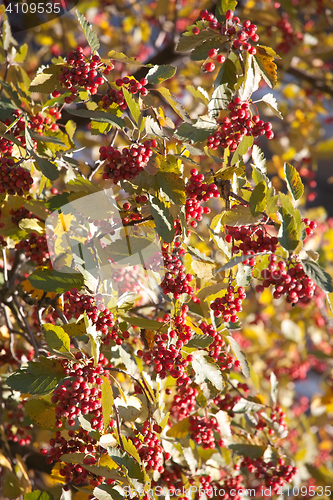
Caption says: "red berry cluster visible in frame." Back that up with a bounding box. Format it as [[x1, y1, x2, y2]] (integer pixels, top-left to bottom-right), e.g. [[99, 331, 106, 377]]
[[207, 98, 274, 153], [100, 141, 154, 184], [212, 475, 244, 500], [240, 456, 297, 494], [275, 14, 303, 54], [303, 217, 317, 237], [130, 420, 164, 472], [1, 110, 26, 153], [110, 265, 143, 295], [193, 10, 259, 73], [55, 47, 114, 102], [41, 428, 104, 487], [51, 354, 111, 430], [154, 464, 186, 496], [226, 225, 278, 264], [170, 385, 198, 420], [199, 322, 235, 368], [210, 285, 246, 323], [185, 169, 219, 227], [16, 232, 50, 265], [30, 107, 62, 134], [189, 415, 222, 449], [5, 401, 32, 446], [59, 289, 118, 343], [101, 77, 149, 111], [256, 256, 316, 304], [161, 242, 194, 299], [0, 158, 34, 196], [10, 206, 35, 226], [214, 393, 242, 418]]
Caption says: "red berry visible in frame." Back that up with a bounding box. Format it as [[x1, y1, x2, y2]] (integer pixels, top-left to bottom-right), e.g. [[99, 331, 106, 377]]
[[204, 62, 215, 72]]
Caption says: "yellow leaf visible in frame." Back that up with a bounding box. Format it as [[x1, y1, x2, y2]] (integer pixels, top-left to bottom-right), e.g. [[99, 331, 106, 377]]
[[21, 278, 58, 302], [166, 417, 190, 438], [255, 45, 278, 88], [24, 398, 57, 430], [63, 318, 87, 337], [0, 451, 12, 470], [51, 463, 66, 484], [140, 329, 155, 350], [101, 376, 114, 429], [191, 261, 217, 282]]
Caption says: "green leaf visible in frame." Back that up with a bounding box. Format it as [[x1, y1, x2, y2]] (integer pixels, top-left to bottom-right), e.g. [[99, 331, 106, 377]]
[[93, 485, 125, 500], [186, 85, 209, 105], [108, 50, 149, 67], [233, 398, 265, 413], [29, 130, 66, 146], [228, 444, 265, 459], [214, 58, 238, 89], [120, 316, 167, 332], [261, 93, 283, 119], [156, 171, 186, 205], [231, 135, 254, 164], [146, 65, 177, 85], [6, 357, 65, 395], [24, 399, 57, 430], [278, 206, 300, 252], [14, 43, 28, 63], [101, 376, 114, 429], [85, 318, 101, 367], [175, 118, 217, 143], [148, 195, 175, 243], [76, 10, 100, 53], [166, 417, 190, 438], [24, 491, 54, 500], [32, 152, 59, 181], [221, 0, 238, 14], [301, 260, 333, 293], [27, 267, 85, 294], [0, 96, 18, 120], [251, 145, 266, 173], [43, 324, 71, 353], [266, 187, 278, 215], [121, 87, 140, 125], [249, 181, 267, 216], [192, 351, 224, 390], [238, 53, 256, 102], [187, 245, 215, 263], [176, 28, 221, 52], [29, 64, 64, 93], [66, 108, 126, 129], [284, 162, 304, 201], [225, 336, 250, 377], [157, 87, 190, 122], [208, 83, 234, 119], [222, 204, 262, 226], [107, 448, 144, 481], [186, 334, 214, 349]]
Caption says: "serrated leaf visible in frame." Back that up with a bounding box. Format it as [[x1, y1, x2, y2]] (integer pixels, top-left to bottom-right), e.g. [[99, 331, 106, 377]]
[[208, 83, 233, 119], [148, 195, 174, 243], [254, 46, 278, 88], [251, 145, 266, 173], [183, 447, 198, 474], [156, 171, 186, 205], [146, 65, 176, 85], [24, 399, 56, 430], [221, 0, 238, 13], [261, 93, 283, 119], [120, 315, 167, 331], [278, 206, 300, 251], [32, 152, 59, 181], [270, 372, 278, 404], [249, 181, 267, 216], [192, 351, 224, 390], [6, 357, 64, 395], [231, 135, 254, 164], [191, 261, 217, 281], [166, 417, 190, 438], [197, 280, 228, 300], [108, 50, 149, 67], [238, 53, 256, 101], [76, 10, 100, 53], [232, 398, 265, 413], [215, 410, 232, 438], [27, 267, 84, 294], [157, 87, 190, 121], [101, 376, 114, 429], [62, 318, 87, 337], [107, 448, 143, 481], [186, 85, 209, 105], [236, 264, 252, 287], [122, 86, 140, 125], [228, 444, 265, 459], [214, 57, 238, 89], [176, 29, 221, 52], [175, 118, 217, 143], [284, 162, 304, 201], [301, 260, 333, 293], [116, 396, 142, 422], [222, 204, 262, 226], [66, 108, 125, 129], [186, 333, 214, 349], [225, 336, 250, 377], [29, 130, 66, 146], [18, 218, 44, 234], [29, 64, 64, 93], [187, 246, 215, 263], [43, 324, 70, 353]]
